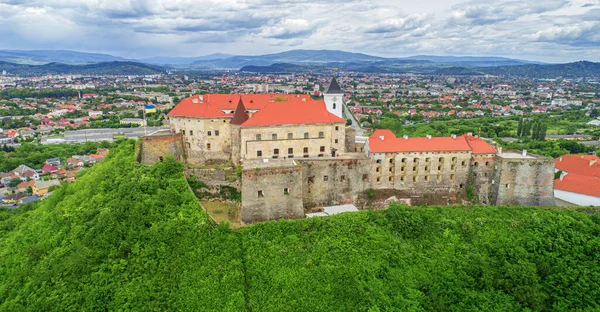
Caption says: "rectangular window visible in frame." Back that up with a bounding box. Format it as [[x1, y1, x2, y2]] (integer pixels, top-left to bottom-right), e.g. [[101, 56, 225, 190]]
[[258, 190, 264, 198], [413, 176, 417, 182], [284, 188, 290, 195], [402, 158, 407, 163], [437, 175, 441, 182], [335, 139, 338, 144], [438, 165, 442, 171], [335, 126, 339, 131], [324, 176, 328, 181], [389, 167, 393, 172], [425, 175, 430, 182], [303, 147, 309, 153], [376, 159, 382, 164], [413, 166, 417, 171], [341, 175, 346, 181], [452, 157, 457, 162], [320, 146, 325, 152], [438, 157, 444, 162], [215, 130, 219, 136], [304, 132, 309, 139], [288, 133, 293, 139], [425, 166, 429, 171], [450, 174, 455, 181], [390, 159, 394, 164], [451, 165, 456, 170], [256, 134, 262, 140], [461, 161, 466, 166], [274, 148, 279, 155], [319, 132, 324, 138], [288, 148, 293, 154], [272, 134, 277, 140], [257, 150, 262, 157], [208, 131, 212, 136], [400, 176, 405, 182], [308, 176, 314, 183], [182, 130, 186, 135], [426, 157, 431, 162], [376, 167, 380, 173], [190, 130, 193, 136], [389, 176, 393, 182], [207, 143, 211, 150]]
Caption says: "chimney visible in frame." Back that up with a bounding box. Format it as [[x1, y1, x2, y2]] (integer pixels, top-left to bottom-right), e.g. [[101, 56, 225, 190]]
[[591, 159, 597, 166], [559, 157, 563, 162], [451, 134, 456, 139], [191, 98, 199, 104], [522, 150, 527, 157], [559, 172, 566, 181], [379, 135, 385, 141], [497, 146, 503, 154], [403, 135, 408, 140], [467, 132, 473, 136], [427, 134, 432, 140], [199, 95, 204, 103]]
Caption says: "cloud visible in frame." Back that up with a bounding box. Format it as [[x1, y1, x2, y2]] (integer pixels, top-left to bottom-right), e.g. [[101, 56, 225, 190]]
[[0, 0, 598, 62], [448, 0, 568, 26], [259, 18, 316, 39]]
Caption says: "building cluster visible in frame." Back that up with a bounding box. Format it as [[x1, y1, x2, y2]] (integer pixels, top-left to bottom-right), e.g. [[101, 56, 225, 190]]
[[554, 154, 600, 206], [141, 77, 555, 224], [0, 148, 109, 207]]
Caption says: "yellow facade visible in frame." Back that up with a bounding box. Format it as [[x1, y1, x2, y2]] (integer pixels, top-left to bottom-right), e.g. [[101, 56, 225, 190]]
[[240, 123, 346, 160]]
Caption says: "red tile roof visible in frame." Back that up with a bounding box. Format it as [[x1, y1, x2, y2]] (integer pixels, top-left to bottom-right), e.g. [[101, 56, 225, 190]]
[[369, 130, 474, 153], [555, 173, 600, 198], [555, 154, 600, 177], [241, 99, 345, 127], [463, 134, 497, 154], [168, 94, 316, 118]]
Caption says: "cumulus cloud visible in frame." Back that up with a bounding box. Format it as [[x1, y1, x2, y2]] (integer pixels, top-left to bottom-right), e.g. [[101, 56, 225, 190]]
[[0, 0, 598, 62]]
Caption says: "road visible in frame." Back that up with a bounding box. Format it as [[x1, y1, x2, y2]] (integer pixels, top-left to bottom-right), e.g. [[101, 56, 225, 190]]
[[343, 101, 364, 136], [41, 127, 169, 144]]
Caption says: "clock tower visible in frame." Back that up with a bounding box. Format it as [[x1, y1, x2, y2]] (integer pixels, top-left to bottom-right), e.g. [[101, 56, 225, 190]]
[[324, 76, 344, 119]]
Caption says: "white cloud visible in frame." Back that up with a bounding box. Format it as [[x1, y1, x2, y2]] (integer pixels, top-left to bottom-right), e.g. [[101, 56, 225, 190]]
[[0, 0, 597, 62]]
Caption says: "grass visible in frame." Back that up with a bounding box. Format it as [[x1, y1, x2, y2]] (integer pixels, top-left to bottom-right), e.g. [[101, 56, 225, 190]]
[[201, 201, 241, 229], [113, 134, 125, 140]]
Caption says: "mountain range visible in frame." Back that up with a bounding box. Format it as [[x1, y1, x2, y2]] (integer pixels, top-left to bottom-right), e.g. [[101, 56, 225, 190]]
[[0, 49, 598, 78]]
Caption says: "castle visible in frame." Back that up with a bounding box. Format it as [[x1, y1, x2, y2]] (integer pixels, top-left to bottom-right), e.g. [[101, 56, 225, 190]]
[[141, 77, 555, 224]]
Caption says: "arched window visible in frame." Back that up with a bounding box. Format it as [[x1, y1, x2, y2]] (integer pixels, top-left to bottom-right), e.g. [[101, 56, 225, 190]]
[[333, 103, 336, 109]]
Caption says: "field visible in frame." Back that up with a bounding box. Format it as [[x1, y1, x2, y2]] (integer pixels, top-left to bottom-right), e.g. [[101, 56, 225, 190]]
[[201, 201, 240, 229]]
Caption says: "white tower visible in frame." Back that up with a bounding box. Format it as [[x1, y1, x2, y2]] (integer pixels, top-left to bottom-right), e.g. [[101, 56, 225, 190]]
[[324, 76, 344, 119]]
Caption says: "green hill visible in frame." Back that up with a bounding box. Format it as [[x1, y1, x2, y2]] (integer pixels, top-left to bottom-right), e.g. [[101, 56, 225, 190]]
[[0, 61, 164, 76], [2, 141, 600, 311]]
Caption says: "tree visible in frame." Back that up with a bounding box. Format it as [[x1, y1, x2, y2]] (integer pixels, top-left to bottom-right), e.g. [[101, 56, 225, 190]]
[[522, 120, 531, 137], [532, 122, 539, 140], [517, 119, 523, 137]]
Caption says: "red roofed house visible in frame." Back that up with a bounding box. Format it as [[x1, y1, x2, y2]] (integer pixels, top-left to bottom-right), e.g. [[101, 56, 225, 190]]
[[41, 163, 59, 174], [554, 154, 600, 206]]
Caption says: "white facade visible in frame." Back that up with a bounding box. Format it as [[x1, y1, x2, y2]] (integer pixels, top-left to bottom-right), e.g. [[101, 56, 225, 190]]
[[323, 92, 343, 119], [554, 189, 600, 206]]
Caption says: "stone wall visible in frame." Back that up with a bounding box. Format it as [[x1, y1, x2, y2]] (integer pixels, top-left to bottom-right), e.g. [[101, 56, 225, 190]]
[[490, 152, 555, 206], [345, 127, 356, 153], [241, 159, 304, 224], [140, 133, 184, 165], [298, 155, 371, 208], [470, 153, 496, 204], [169, 116, 232, 166], [369, 150, 472, 204], [186, 167, 239, 188]]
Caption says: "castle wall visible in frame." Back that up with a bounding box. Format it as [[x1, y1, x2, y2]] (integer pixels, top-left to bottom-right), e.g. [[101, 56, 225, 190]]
[[298, 156, 370, 208], [169, 116, 232, 165], [230, 124, 242, 165], [140, 133, 184, 165], [369, 150, 472, 204], [345, 127, 356, 153], [240, 123, 346, 160], [241, 160, 304, 224], [470, 153, 496, 204], [490, 152, 555, 206]]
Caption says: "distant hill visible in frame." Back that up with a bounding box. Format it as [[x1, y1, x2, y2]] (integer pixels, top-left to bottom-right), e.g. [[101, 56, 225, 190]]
[[0, 61, 164, 75], [240, 63, 311, 73], [407, 55, 545, 66], [140, 53, 235, 65], [0, 50, 127, 65], [193, 49, 389, 69], [436, 61, 600, 78]]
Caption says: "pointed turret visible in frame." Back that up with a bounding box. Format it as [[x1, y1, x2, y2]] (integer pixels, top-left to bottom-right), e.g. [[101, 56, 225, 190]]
[[324, 76, 344, 119], [325, 76, 343, 94], [230, 97, 249, 125]]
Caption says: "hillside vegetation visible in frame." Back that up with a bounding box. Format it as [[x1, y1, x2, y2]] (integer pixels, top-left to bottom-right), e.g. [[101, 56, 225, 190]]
[[2, 141, 600, 311]]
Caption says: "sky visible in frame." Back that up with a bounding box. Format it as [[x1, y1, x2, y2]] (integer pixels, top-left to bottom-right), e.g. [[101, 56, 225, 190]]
[[0, 0, 599, 62]]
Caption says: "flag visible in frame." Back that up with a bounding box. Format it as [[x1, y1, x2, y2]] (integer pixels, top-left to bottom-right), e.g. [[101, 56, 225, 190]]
[[144, 104, 156, 114]]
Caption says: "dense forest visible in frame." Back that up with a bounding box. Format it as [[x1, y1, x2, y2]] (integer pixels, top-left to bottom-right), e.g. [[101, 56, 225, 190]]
[[436, 61, 600, 78], [1, 141, 600, 310], [0, 61, 164, 76]]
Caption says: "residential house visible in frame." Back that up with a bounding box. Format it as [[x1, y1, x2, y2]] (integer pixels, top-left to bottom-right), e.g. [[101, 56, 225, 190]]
[[41, 163, 59, 174], [46, 158, 61, 166], [11, 165, 39, 181], [554, 154, 600, 206], [32, 180, 61, 196]]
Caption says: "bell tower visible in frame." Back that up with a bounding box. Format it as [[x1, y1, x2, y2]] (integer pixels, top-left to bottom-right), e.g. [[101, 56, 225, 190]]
[[324, 76, 344, 119]]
